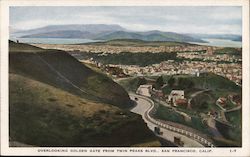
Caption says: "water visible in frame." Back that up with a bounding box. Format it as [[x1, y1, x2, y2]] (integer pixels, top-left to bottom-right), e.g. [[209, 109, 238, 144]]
[[9, 37, 101, 44], [10, 37, 242, 48], [189, 38, 242, 48]]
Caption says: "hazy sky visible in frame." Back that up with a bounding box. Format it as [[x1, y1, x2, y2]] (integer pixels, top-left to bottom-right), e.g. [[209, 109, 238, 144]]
[[10, 6, 242, 35]]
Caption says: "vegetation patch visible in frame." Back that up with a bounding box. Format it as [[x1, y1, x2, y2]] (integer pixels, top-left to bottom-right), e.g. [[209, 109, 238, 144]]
[[214, 47, 241, 56], [154, 104, 211, 135]]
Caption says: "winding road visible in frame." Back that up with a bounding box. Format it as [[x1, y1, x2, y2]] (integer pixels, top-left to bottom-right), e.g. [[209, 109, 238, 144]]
[[129, 93, 214, 147]]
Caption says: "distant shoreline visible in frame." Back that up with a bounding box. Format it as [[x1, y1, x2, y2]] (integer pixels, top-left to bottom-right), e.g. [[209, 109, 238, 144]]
[[10, 37, 242, 48]]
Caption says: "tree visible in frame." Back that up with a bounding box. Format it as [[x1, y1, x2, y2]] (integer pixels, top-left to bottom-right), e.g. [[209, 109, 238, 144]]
[[177, 78, 194, 89], [168, 77, 175, 88], [137, 77, 147, 87], [155, 76, 164, 89]]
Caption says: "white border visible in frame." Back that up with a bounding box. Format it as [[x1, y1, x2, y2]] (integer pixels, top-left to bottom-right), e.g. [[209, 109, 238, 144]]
[[1, 0, 249, 156]]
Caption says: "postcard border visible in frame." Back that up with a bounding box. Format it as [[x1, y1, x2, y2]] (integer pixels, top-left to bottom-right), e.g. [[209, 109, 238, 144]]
[[1, 0, 249, 156]]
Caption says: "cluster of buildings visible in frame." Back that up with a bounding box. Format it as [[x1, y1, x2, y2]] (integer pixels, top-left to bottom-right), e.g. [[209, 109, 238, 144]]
[[217, 94, 241, 108], [167, 90, 187, 106], [110, 59, 241, 85], [82, 57, 242, 85], [33, 43, 216, 54], [34, 43, 242, 85], [136, 84, 187, 107], [177, 52, 241, 62]]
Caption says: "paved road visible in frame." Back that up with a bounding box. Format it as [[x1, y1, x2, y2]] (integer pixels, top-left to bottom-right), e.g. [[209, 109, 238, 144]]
[[130, 93, 214, 147], [114, 76, 135, 83], [225, 105, 242, 113]]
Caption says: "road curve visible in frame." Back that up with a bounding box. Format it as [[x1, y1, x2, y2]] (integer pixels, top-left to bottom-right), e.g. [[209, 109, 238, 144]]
[[129, 93, 214, 147]]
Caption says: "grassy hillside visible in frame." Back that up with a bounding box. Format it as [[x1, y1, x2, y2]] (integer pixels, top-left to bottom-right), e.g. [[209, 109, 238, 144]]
[[119, 73, 241, 94], [9, 40, 45, 53], [10, 73, 158, 146], [163, 73, 241, 93], [118, 77, 146, 92], [94, 31, 205, 43], [154, 104, 211, 135], [118, 74, 241, 112], [9, 41, 160, 146], [9, 41, 131, 109]]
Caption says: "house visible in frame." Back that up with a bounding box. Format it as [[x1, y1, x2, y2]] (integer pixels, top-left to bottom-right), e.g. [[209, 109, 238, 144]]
[[136, 85, 152, 97], [217, 97, 227, 106], [168, 90, 185, 106], [175, 98, 188, 106]]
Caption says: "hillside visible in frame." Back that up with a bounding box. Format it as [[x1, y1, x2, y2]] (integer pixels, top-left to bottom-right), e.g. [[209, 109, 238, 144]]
[[118, 73, 241, 111], [118, 74, 242, 146], [9, 41, 160, 146], [83, 39, 193, 47], [163, 73, 241, 92], [161, 73, 241, 111], [214, 47, 242, 56], [9, 40, 45, 53], [9, 41, 132, 108], [118, 73, 241, 95], [14, 24, 125, 37], [95, 31, 205, 43], [10, 73, 158, 146], [21, 30, 94, 39]]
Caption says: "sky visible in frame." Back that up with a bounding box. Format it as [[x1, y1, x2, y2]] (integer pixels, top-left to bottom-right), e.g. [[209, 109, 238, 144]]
[[10, 6, 242, 35]]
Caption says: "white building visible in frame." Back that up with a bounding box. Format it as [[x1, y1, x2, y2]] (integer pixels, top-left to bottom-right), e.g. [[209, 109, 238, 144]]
[[136, 85, 152, 97], [168, 90, 185, 106]]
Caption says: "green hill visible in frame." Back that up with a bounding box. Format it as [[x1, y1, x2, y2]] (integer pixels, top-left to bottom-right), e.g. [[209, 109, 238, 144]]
[[83, 39, 193, 47], [163, 73, 241, 111], [9, 41, 45, 53], [9, 41, 131, 108], [214, 47, 241, 56], [94, 31, 205, 43], [164, 73, 240, 92], [9, 41, 160, 146], [119, 73, 241, 94]]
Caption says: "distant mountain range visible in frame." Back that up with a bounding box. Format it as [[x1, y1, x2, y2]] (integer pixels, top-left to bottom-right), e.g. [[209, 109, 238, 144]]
[[186, 33, 242, 42], [11, 24, 242, 43], [15, 24, 124, 36]]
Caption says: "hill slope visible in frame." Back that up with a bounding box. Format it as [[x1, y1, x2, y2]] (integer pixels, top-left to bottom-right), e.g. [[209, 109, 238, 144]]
[[95, 31, 205, 42], [10, 73, 158, 146], [21, 30, 94, 39], [14, 24, 125, 37], [9, 41, 131, 108], [9, 41, 160, 146]]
